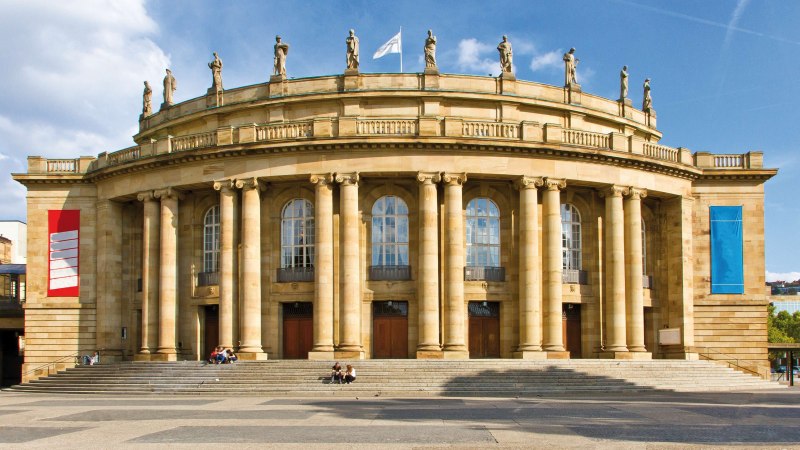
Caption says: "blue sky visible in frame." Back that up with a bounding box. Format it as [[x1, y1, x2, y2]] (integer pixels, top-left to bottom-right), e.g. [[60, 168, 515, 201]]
[[0, 0, 798, 279]]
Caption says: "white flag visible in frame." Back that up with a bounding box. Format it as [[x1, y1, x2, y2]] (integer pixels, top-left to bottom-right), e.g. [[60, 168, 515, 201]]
[[373, 30, 402, 59]]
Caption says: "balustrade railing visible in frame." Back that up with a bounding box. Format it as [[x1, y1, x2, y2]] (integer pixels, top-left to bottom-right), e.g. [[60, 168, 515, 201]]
[[256, 121, 313, 140], [356, 119, 417, 135], [562, 129, 609, 149], [462, 121, 519, 139], [563, 269, 589, 285], [369, 265, 411, 281], [171, 131, 217, 152], [464, 266, 506, 282], [47, 159, 78, 173], [197, 271, 219, 287], [713, 154, 744, 168], [277, 266, 315, 282], [643, 143, 679, 162], [107, 145, 141, 166]]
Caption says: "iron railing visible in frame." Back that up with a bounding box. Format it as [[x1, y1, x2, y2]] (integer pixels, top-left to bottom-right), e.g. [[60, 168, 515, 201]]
[[277, 266, 314, 282], [464, 266, 505, 282], [369, 265, 411, 281], [197, 271, 220, 286], [562, 269, 588, 285]]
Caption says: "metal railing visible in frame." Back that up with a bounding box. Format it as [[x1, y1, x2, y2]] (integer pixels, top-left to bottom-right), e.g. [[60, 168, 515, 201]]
[[464, 266, 505, 282], [20, 352, 82, 380], [369, 265, 411, 281], [277, 266, 314, 282], [562, 269, 588, 285], [696, 347, 765, 378], [197, 271, 219, 286]]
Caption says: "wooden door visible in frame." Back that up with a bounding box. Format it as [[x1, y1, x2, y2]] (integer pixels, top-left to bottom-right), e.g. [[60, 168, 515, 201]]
[[468, 302, 500, 358], [562, 304, 581, 358], [283, 302, 313, 359], [203, 305, 219, 360], [372, 301, 408, 358]]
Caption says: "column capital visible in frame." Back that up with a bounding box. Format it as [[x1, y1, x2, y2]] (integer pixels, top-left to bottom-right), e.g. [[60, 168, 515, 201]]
[[153, 187, 184, 200], [235, 177, 264, 191], [599, 184, 628, 198], [213, 179, 235, 193], [441, 172, 467, 186], [543, 177, 566, 191], [417, 171, 441, 185], [626, 186, 648, 200], [335, 171, 360, 186], [136, 190, 156, 202], [514, 176, 544, 190], [310, 173, 335, 186]]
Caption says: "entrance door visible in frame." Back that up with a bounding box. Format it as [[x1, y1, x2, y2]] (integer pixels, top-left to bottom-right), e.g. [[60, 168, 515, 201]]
[[0, 330, 23, 386], [562, 303, 581, 358], [468, 301, 500, 358], [202, 305, 219, 360], [372, 301, 408, 359], [283, 302, 313, 359]]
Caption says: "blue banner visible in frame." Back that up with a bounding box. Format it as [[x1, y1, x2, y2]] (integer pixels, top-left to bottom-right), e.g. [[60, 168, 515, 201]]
[[710, 206, 744, 294]]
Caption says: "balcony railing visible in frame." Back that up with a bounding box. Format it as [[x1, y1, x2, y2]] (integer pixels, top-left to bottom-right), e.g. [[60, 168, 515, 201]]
[[197, 271, 219, 286], [464, 266, 505, 282], [562, 269, 588, 285], [643, 275, 653, 289], [369, 265, 411, 281], [277, 266, 314, 283]]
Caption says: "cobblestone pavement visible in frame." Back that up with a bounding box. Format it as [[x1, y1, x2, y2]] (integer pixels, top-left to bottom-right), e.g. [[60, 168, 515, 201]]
[[1, 388, 799, 449]]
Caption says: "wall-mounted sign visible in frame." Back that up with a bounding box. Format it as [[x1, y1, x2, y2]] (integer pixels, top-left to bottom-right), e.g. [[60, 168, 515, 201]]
[[658, 327, 682, 346], [48, 210, 80, 297]]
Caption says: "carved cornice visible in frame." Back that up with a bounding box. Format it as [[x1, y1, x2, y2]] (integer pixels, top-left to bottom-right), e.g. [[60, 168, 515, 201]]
[[153, 187, 185, 200], [514, 176, 544, 190], [136, 190, 156, 202], [310, 173, 334, 186], [599, 184, 628, 198], [213, 179, 235, 193], [627, 187, 648, 200], [234, 177, 263, 191], [417, 171, 441, 185], [335, 172, 360, 186], [441, 172, 467, 186], [543, 177, 566, 191]]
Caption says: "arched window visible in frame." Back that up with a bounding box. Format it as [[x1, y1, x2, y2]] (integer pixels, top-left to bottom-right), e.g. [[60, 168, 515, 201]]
[[203, 205, 220, 273], [561, 203, 581, 271], [466, 197, 500, 267], [281, 199, 314, 268], [371, 196, 409, 266]]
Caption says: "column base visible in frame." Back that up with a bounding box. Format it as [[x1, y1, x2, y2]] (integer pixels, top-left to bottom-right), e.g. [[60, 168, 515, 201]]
[[307, 351, 336, 361], [442, 350, 470, 360], [599, 351, 647, 360], [513, 351, 548, 360], [238, 352, 269, 361], [547, 351, 571, 359], [150, 353, 178, 362], [334, 350, 364, 360], [133, 353, 152, 362], [416, 350, 444, 359]]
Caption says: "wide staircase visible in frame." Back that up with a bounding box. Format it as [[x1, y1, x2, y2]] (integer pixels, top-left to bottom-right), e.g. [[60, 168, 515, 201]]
[[10, 360, 778, 396]]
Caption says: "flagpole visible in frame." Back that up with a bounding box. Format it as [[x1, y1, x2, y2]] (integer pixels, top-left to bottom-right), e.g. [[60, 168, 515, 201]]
[[399, 27, 403, 73]]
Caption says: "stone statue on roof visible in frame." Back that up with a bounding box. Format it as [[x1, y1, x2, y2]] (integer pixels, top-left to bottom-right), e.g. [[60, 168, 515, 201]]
[[163, 69, 176, 107], [346, 29, 360, 70], [142, 81, 152, 117], [563, 48, 578, 86], [424, 30, 437, 69], [497, 35, 513, 73], [642, 78, 653, 112], [208, 52, 223, 92], [620, 65, 628, 100], [274, 35, 289, 76]]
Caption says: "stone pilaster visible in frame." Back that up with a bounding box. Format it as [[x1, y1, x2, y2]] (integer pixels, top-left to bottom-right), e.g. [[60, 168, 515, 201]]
[[235, 177, 268, 359], [625, 187, 650, 357], [153, 187, 183, 361], [442, 172, 469, 359], [514, 176, 546, 359], [308, 173, 336, 359], [335, 172, 364, 358], [602, 185, 629, 357], [213, 180, 237, 349], [542, 178, 569, 358], [135, 191, 160, 360], [96, 199, 123, 361], [416, 172, 443, 358]]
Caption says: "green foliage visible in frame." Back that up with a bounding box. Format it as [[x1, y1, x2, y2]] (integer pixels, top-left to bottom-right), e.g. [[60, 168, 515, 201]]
[[768, 304, 800, 343]]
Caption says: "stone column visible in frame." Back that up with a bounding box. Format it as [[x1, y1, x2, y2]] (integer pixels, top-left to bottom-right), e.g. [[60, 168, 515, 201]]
[[136, 191, 160, 359], [308, 173, 335, 359], [442, 172, 469, 358], [514, 176, 546, 359], [542, 178, 568, 357], [153, 187, 183, 360], [335, 172, 364, 357], [213, 180, 236, 349], [416, 172, 443, 358], [602, 185, 628, 356], [235, 177, 267, 359], [625, 187, 650, 356], [96, 199, 123, 360]]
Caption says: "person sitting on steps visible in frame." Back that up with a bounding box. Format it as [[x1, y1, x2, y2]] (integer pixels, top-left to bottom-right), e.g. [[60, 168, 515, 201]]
[[331, 361, 343, 384], [344, 364, 356, 384], [225, 349, 237, 363]]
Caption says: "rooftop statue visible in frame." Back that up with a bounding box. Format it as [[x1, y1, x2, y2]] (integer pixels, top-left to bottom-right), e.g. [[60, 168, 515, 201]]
[[620, 65, 628, 100], [163, 69, 177, 107], [274, 35, 289, 76], [346, 29, 360, 70], [208, 52, 223, 92], [142, 81, 152, 117], [642, 78, 652, 112], [563, 48, 578, 87], [497, 35, 513, 73], [424, 30, 437, 69]]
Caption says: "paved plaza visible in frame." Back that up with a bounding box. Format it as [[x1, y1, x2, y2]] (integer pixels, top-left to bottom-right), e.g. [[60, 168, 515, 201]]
[[0, 387, 799, 448]]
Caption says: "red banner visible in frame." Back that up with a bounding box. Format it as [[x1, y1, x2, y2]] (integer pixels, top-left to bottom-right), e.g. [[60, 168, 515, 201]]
[[48, 210, 80, 297]]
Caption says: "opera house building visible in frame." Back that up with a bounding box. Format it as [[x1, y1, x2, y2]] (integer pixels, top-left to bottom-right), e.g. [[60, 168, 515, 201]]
[[13, 43, 776, 381]]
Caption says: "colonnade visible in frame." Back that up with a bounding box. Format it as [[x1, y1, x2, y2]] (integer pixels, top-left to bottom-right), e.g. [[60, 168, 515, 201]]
[[134, 173, 651, 360]]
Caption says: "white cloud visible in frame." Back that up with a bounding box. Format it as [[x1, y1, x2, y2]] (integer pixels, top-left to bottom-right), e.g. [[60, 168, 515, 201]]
[[456, 38, 500, 75], [767, 272, 800, 283], [530, 50, 562, 72]]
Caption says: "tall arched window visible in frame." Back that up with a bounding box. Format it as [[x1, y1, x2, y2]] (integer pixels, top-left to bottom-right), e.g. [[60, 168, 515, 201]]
[[203, 205, 220, 274], [281, 199, 315, 269], [561, 203, 581, 271], [371, 195, 409, 267], [466, 197, 500, 267]]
